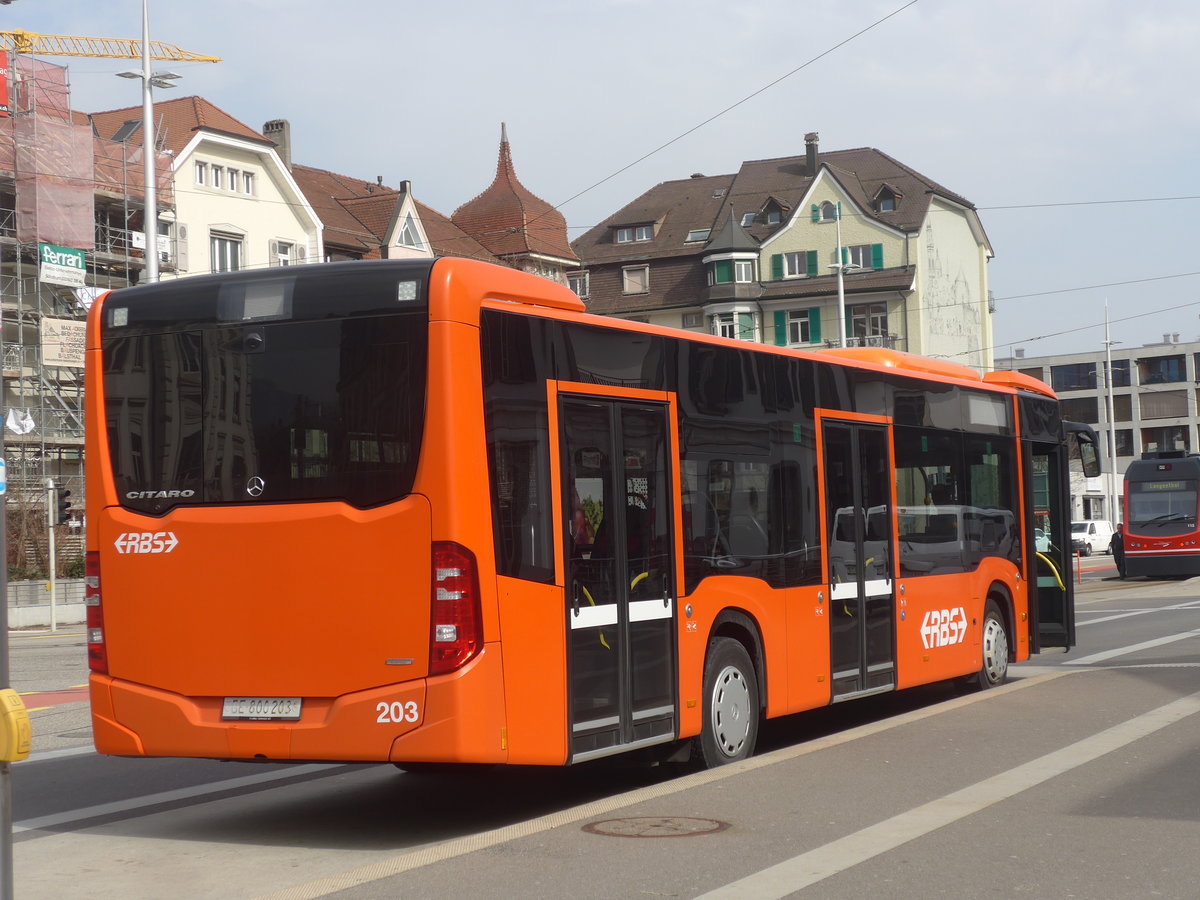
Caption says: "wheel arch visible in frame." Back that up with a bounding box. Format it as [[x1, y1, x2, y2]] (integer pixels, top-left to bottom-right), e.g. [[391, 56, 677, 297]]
[[985, 580, 1016, 662], [708, 608, 767, 711]]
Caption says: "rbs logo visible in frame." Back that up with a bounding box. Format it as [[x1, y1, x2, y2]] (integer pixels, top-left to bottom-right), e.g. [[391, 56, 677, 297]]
[[920, 607, 968, 649], [113, 532, 179, 554]]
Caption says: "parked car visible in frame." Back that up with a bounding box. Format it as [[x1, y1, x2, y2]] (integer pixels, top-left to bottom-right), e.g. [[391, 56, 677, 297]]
[[1071, 520, 1115, 556], [1034, 527, 1051, 553]]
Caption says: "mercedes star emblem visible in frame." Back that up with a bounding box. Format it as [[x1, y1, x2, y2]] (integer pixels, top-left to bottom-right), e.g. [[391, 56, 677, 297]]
[[246, 476, 266, 497]]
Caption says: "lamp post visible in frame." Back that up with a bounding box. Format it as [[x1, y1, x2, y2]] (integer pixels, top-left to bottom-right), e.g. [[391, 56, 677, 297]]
[[828, 202, 860, 348], [116, 0, 180, 284], [1104, 301, 1121, 525]]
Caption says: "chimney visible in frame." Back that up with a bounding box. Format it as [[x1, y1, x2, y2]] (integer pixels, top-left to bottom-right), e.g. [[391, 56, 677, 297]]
[[804, 132, 819, 177], [262, 119, 292, 170], [1173, 333, 1180, 343], [399, 180, 411, 194], [1014, 348, 1025, 359]]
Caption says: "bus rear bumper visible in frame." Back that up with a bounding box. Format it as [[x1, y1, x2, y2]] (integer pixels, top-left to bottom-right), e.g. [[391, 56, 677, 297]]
[[88, 645, 510, 764]]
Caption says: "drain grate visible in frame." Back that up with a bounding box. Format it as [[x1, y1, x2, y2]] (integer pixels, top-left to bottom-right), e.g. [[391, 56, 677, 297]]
[[583, 816, 730, 838]]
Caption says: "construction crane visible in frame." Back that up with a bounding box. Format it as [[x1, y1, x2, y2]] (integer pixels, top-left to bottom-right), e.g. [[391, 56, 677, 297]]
[[0, 28, 220, 63]]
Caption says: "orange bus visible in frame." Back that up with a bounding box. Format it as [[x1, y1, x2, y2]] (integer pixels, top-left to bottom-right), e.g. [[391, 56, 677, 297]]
[[85, 258, 1097, 768]]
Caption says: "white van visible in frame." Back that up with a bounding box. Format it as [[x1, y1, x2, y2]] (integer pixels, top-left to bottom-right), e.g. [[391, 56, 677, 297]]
[[1071, 520, 1115, 556]]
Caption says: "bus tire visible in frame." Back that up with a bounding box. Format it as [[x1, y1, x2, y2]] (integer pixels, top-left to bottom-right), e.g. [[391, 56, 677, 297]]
[[973, 599, 1010, 690], [698, 637, 759, 767]]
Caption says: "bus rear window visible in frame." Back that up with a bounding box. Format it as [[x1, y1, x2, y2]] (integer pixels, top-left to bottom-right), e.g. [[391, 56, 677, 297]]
[[104, 313, 427, 514]]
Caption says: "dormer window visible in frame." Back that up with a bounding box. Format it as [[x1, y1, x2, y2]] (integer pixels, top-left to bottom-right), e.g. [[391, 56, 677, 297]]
[[873, 186, 901, 213], [766, 209, 781, 225], [685, 228, 711, 243], [616, 225, 653, 243]]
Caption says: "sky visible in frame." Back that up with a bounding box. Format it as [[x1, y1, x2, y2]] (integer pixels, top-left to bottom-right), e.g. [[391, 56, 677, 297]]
[[10, 0, 1200, 362]]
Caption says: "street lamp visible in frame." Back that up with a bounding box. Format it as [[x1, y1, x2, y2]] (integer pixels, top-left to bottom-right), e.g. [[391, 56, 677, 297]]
[[827, 201, 861, 348], [1104, 301, 1122, 525], [115, 0, 179, 283]]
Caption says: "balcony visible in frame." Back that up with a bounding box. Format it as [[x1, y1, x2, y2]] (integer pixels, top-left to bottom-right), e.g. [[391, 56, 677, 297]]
[[825, 333, 901, 350]]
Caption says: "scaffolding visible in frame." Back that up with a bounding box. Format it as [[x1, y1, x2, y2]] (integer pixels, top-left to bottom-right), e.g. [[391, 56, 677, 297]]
[[1, 54, 174, 575]]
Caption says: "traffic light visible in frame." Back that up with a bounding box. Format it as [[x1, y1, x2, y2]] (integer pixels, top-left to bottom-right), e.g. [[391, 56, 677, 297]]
[[53, 488, 72, 526]]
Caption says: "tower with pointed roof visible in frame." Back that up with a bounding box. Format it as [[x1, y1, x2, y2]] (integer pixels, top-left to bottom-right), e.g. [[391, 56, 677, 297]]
[[452, 124, 578, 284]]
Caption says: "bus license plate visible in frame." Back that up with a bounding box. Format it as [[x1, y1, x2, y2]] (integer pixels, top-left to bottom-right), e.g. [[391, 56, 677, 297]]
[[221, 697, 302, 720]]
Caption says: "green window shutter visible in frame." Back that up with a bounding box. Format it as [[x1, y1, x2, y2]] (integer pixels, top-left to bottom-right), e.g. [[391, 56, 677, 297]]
[[774, 310, 787, 346], [806, 250, 818, 276], [714, 260, 732, 283], [871, 243, 884, 269], [840, 246, 848, 266], [738, 313, 755, 341], [845, 309, 853, 338], [771, 254, 783, 280], [809, 308, 821, 344], [811, 205, 820, 223]]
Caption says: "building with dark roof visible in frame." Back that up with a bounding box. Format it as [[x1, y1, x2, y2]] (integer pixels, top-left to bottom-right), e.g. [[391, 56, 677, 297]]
[[572, 133, 994, 371], [452, 124, 578, 283]]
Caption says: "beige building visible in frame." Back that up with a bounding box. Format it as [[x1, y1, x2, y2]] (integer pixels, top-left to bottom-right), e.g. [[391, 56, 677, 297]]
[[573, 134, 994, 371]]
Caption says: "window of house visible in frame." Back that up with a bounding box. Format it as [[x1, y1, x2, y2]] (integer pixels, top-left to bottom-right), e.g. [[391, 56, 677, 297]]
[[228, 169, 240, 191], [271, 240, 294, 266], [1018, 366, 1045, 382], [1060, 396, 1099, 424], [711, 311, 756, 341], [1140, 389, 1188, 419], [622, 265, 649, 294], [850, 302, 887, 340], [194, 161, 207, 185], [766, 210, 781, 225], [616, 225, 653, 243], [568, 272, 589, 298], [1141, 426, 1190, 455], [785, 252, 805, 278], [210, 232, 243, 273], [211, 166, 223, 189], [820, 201, 838, 222], [398, 212, 422, 249], [1050, 362, 1097, 392], [685, 229, 711, 243], [844, 244, 883, 270], [1112, 394, 1133, 421], [1115, 429, 1134, 457], [878, 196, 895, 212], [243, 172, 255, 194], [787, 309, 821, 345], [734, 260, 755, 283], [740, 213, 756, 227], [1139, 355, 1185, 384]]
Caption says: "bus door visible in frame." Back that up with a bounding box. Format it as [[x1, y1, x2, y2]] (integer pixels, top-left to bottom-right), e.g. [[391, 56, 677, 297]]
[[1025, 439, 1075, 650], [559, 395, 676, 763], [822, 420, 896, 699]]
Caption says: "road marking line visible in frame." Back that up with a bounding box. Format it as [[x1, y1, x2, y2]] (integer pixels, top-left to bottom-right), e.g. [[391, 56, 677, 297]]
[[1065, 628, 1200, 665], [13, 764, 343, 833], [695, 688, 1200, 899], [250, 672, 1072, 900], [1079, 600, 1200, 627]]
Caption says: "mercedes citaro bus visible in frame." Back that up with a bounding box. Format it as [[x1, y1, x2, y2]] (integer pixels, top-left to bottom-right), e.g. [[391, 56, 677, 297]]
[[85, 258, 1098, 768]]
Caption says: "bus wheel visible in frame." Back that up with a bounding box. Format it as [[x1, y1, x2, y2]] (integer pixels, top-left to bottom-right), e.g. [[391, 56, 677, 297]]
[[698, 637, 759, 767], [974, 600, 1010, 689]]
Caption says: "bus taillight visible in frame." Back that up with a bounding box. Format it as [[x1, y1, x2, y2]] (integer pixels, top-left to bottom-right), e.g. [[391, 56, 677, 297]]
[[85, 551, 107, 674], [430, 542, 482, 676]]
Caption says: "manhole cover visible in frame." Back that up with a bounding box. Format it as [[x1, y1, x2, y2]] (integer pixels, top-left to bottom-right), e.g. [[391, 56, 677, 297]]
[[583, 816, 730, 838]]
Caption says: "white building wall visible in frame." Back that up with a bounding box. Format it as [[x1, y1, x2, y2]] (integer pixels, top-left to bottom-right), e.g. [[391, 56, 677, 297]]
[[912, 198, 991, 370], [167, 135, 321, 278]]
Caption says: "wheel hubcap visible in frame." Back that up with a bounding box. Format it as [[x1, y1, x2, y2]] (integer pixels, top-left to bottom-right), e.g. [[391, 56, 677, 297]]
[[982, 614, 1009, 684], [711, 665, 751, 757]]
